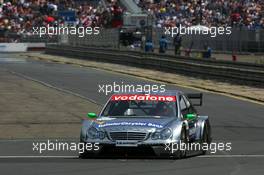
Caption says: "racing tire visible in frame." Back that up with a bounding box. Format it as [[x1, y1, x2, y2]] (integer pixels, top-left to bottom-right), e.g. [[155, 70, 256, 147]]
[[78, 141, 98, 159], [171, 128, 187, 159], [79, 151, 96, 159], [201, 122, 210, 155]]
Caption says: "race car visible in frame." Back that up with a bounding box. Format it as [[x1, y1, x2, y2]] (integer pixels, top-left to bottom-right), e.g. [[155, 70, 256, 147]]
[[79, 90, 211, 159]]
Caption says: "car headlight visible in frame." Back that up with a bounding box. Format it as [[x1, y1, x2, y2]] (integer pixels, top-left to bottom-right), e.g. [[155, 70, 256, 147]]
[[151, 132, 160, 140], [98, 131, 105, 140], [160, 128, 172, 140], [87, 127, 105, 140], [151, 128, 172, 140]]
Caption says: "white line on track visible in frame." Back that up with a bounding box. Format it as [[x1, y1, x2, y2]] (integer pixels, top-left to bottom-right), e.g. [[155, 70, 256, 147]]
[[0, 156, 78, 158], [199, 155, 264, 158], [8, 70, 102, 106]]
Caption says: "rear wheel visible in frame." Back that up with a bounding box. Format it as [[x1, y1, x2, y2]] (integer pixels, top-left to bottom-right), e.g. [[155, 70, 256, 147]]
[[201, 123, 210, 155]]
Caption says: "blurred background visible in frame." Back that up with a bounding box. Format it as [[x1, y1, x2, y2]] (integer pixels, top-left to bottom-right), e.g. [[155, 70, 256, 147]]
[[0, 0, 263, 57]]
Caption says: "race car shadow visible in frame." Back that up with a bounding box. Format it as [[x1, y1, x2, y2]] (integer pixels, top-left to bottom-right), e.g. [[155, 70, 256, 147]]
[[79, 154, 202, 160], [80, 148, 204, 160]]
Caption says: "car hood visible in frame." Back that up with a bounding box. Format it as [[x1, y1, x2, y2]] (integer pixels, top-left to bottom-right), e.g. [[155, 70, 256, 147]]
[[92, 116, 177, 132]]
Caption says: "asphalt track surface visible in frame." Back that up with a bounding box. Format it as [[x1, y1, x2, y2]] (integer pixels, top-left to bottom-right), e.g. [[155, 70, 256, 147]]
[[0, 53, 264, 175]]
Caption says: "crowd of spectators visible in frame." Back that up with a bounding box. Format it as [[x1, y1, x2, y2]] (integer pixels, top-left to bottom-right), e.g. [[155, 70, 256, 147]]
[[0, 0, 122, 41], [136, 0, 264, 29], [1, 0, 263, 42]]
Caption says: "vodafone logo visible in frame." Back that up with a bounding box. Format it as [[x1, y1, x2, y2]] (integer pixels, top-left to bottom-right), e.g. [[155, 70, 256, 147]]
[[111, 94, 176, 102]]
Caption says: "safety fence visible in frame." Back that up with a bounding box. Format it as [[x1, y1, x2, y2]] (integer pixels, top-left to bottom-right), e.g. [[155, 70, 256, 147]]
[[2, 27, 263, 53], [20, 35, 59, 43], [153, 28, 264, 53], [0, 32, 59, 43], [67, 29, 119, 48], [64, 28, 264, 53]]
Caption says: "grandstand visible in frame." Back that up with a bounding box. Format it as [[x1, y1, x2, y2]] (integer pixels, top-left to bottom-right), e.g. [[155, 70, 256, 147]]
[[0, 0, 123, 41], [0, 0, 263, 52], [137, 0, 263, 29]]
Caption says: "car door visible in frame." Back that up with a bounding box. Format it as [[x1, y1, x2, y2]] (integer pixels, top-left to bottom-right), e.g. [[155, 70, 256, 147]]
[[180, 95, 198, 141]]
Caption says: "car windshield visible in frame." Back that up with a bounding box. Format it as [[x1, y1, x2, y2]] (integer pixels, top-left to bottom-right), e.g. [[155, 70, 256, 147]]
[[101, 94, 177, 117]]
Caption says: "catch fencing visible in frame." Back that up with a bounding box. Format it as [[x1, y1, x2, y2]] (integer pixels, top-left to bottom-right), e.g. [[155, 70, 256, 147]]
[[153, 28, 264, 53], [64, 28, 264, 53], [67, 29, 120, 48]]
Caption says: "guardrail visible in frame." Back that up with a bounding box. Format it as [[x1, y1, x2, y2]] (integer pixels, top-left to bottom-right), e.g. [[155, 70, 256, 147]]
[[46, 44, 264, 87]]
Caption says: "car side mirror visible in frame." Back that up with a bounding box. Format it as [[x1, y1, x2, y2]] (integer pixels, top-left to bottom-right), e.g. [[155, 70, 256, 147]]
[[184, 113, 196, 120], [87, 112, 97, 119]]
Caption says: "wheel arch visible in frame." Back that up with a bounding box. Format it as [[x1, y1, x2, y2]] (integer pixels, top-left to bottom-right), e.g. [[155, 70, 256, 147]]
[[196, 116, 211, 142], [80, 119, 94, 142]]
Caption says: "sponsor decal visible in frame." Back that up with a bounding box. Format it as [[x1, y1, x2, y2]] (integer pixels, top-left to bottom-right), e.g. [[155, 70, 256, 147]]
[[97, 122, 163, 128], [111, 94, 176, 102]]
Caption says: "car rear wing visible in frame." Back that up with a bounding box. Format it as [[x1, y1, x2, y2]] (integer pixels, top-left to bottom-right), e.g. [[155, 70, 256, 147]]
[[187, 93, 203, 106]]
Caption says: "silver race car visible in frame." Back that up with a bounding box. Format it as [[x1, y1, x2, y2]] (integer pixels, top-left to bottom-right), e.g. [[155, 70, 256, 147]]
[[79, 91, 211, 159]]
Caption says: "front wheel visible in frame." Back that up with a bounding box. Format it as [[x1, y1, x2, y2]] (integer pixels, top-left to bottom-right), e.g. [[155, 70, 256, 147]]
[[78, 142, 100, 159], [79, 151, 96, 159], [171, 128, 187, 159]]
